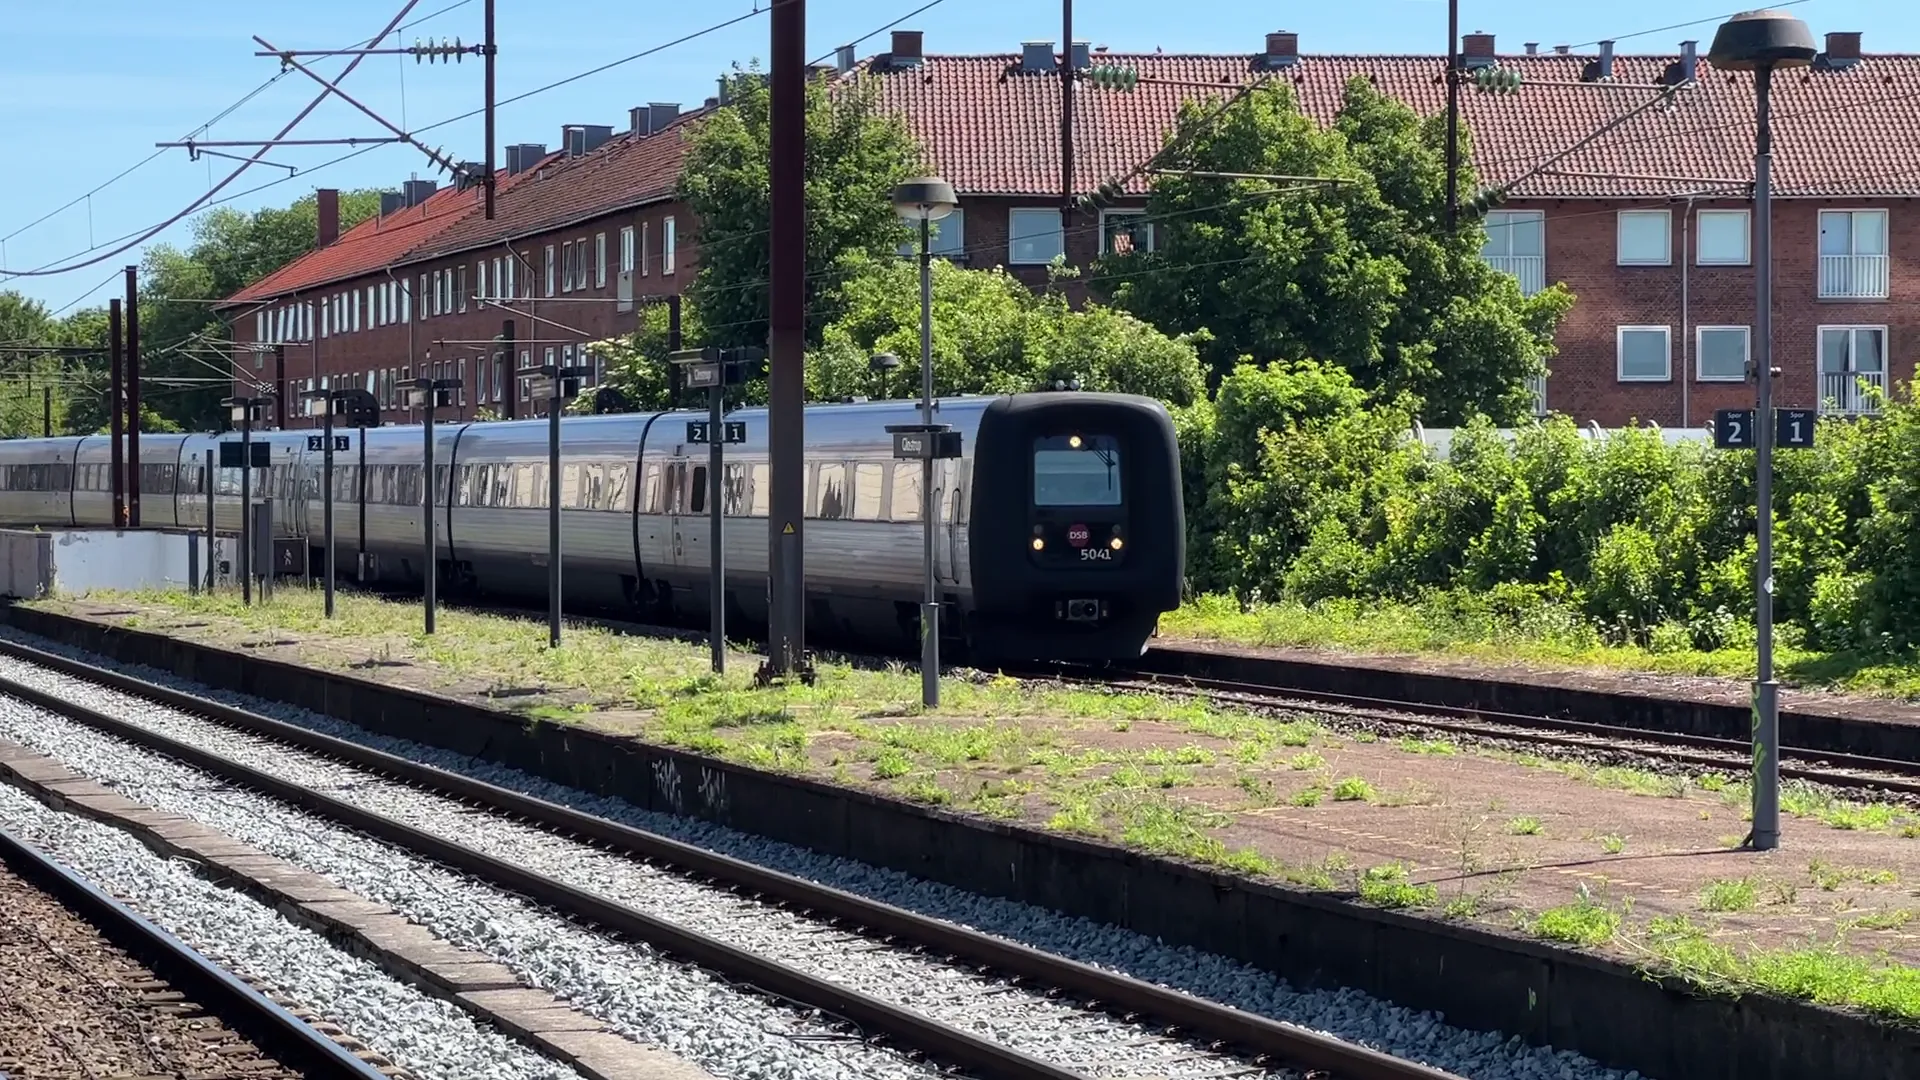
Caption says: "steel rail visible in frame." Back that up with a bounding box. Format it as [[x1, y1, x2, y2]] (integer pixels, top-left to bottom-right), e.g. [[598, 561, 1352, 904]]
[[1059, 664, 1920, 796], [0, 638, 1461, 1080], [0, 823, 390, 1080]]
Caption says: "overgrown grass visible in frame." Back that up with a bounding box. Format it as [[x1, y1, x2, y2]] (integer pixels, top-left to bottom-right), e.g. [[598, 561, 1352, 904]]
[[1641, 914, 1920, 1021], [1162, 592, 1920, 700], [1531, 894, 1623, 946]]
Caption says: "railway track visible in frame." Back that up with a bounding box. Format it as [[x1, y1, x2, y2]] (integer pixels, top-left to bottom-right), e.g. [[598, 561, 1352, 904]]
[[0, 635, 1462, 1080], [0, 821, 391, 1080], [1054, 663, 1920, 798]]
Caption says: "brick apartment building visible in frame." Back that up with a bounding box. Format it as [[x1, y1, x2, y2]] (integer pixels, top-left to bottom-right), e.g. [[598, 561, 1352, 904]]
[[220, 28, 1919, 429]]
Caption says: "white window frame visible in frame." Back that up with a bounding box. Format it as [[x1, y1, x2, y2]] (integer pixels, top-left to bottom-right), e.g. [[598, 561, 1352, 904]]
[[640, 222, 650, 276], [1694, 325, 1749, 382], [1695, 209, 1750, 266], [595, 232, 607, 288], [545, 245, 556, 296], [401, 279, 411, 323], [1616, 325, 1671, 382], [505, 258, 517, 300], [474, 261, 484, 303], [1819, 208, 1889, 257], [1817, 324, 1890, 407], [1099, 208, 1155, 255], [352, 290, 361, 332], [619, 226, 635, 273], [662, 217, 676, 275], [458, 264, 469, 312], [1616, 209, 1672, 266], [1008, 207, 1065, 265], [255, 311, 266, 343], [366, 285, 376, 326]]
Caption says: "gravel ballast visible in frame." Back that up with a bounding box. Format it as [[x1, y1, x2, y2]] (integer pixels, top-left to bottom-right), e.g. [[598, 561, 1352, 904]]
[[0, 634, 1645, 1080], [0, 782, 582, 1080]]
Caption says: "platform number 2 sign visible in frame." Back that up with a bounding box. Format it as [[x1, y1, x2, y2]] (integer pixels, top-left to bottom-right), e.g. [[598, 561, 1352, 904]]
[[1713, 408, 1814, 451]]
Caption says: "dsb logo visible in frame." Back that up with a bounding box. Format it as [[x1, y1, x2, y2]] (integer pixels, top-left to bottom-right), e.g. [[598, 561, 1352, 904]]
[[1067, 524, 1090, 547]]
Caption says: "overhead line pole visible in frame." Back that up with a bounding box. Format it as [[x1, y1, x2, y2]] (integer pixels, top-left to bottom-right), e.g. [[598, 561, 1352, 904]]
[[108, 298, 125, 528], [1445, 0, 1460, 230], [1061, 0, 1074, 235], [763, 0, 808, 685], [125, 265, 141, 527], [484, 0, 497, 219]]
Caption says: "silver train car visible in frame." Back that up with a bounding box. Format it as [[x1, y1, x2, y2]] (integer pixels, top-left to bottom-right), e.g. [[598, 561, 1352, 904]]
[[0, 392, 1184, 662]]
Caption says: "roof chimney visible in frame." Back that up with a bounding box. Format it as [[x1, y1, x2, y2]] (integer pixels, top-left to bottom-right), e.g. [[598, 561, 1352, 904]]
[[1524, 42, 1539, 56], [1678, 39, 1698, 82], [890, 29, 924, 68], [1070, 41, 1090, 70], [1021, 40, 1053, 74], [1553, 44, 1570, 55], [402, 179, 437, 207], [630, 106, 652, 137], [505, 143, 546, 173], [1461, 31, 1496, 69], [1591, 39, 1615, 81], [648, 103, 679, 134], [835, 43, 856, 73], [378, 191, 406, 217], [1820, 31, 1863, 70], [1263, 31, 1299, 70], [315, 188, 340, 248], [562, 124, 614, 157]]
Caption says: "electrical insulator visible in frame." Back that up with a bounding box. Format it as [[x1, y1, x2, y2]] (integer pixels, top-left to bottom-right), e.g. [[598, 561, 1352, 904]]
[[1472, 66, 1523, 94], [1461, 186, 1509, 218], [1087, 64, 1140, 92]]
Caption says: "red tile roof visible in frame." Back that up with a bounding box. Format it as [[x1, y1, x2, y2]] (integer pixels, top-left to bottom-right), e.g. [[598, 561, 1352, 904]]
[[220, 162, 551, 308], [862, 51, 1920, 200], [225, 47, 1920, 307], [398, 114, 702, 265]]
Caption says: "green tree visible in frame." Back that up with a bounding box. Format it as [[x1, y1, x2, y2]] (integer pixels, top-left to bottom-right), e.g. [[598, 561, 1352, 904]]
[[680, 67, 924, 350], [1103, 78, 1572, 424]]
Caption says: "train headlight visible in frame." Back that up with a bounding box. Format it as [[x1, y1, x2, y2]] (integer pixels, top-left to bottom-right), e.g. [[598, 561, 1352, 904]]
[[1109, 536, 1124, 551], [1068, 434, 1083, 449], [1031, 536, 1046, 551]]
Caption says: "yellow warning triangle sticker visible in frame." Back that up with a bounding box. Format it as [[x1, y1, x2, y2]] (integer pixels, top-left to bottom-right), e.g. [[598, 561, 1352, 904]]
[[782, 522, 795, 534]]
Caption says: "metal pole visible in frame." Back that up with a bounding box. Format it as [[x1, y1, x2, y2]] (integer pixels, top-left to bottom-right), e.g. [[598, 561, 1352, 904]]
[[919, 216, 939, 708], [548, 381, 562, 648], [323, 402, 336, 618], [42, 386, 50, 437], [483, 0, 497, 220], [240, 411, 253, 606], [1060, 0, 1074, 235], [125, 265, 141, 528], [357, 426, 367, 581], [1750, 64, 1780, 852], [767, 0, 806, 677], [1445, 0, 1459, 230], [709, 380, 725, 674], [501, 319, 517, 420], [275, 346, 288, 429], [206, 448, 216, 592], [423, 401, 437, 634], [109, 298, 124, 528]]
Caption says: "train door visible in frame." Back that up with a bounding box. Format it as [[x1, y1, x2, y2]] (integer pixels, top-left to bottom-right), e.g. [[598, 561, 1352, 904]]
[[677, 456, 713, 599], [663, 456, 690, 570], [934, 459, 961, 587]]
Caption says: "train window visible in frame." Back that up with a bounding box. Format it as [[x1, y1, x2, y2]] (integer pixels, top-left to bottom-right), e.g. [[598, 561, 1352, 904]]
[[640, 463, 661, 514], [561, 464, 582, 509], [435, 464, 450, 506], [607, 463, 630, 511], [748, 463, 769, 517], [815, 463, 845, 521], [27, 465, 46, 491], [850, 463, 884, 521], [689, 467, 707, 515], [722, 464, 747, 516], [663, 463, 684, 515], [1033, 435, 1121, 506], [890, 462, 921, 522]]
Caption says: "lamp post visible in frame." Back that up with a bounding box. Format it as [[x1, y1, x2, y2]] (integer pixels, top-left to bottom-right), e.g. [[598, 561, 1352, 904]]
[[538, 363, 593, 648], [868, 351, 901, 401], [220, 394, 273, 605], [303, 387, 380, 619], [1709, 8, 1817, 853], [889, 177, 959, 708], [409, 376, 462, 634]]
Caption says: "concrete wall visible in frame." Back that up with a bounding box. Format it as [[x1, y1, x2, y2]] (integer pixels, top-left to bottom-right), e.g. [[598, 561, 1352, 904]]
[[0, 529, 223, 599]]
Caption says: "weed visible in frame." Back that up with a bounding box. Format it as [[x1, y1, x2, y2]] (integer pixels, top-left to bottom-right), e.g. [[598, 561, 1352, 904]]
[[1853, 909, 1916, 932], [1902, 824, 1920, 839], [1377, 783, 1440, 808], [1700, 878, 1760, 913], [1290, 785, 1325, 807], [1236, 774, 1278, 806], [1395, 737, 1458, 756], [1286, 751, 1327, 771], [1331, 776, 1376, 802], [1353, 731, 1379, 744], [871, 747, 912, 780], [1443, 894, 1484, 919], [1358, 863, 1438, 909], [1599, 834, 1626, 854], [899, 777, 952, 805], [1531, 894, 1621, 947], [1507, 816, 1545, 836]]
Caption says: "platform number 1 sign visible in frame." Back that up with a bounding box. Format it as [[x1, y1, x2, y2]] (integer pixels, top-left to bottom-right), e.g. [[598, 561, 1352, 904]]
[[1775, 408, 1815, 449]]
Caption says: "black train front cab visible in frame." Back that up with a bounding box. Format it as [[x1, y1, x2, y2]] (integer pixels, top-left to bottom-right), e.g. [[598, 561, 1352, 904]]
[[966, 392, 1184, 663]]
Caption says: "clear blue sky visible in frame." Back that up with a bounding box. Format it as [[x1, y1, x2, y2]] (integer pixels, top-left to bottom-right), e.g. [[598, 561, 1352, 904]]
[[0, 0, 1902, 312]]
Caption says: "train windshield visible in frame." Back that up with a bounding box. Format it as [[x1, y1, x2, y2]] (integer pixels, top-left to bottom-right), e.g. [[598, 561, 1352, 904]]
[[1033, 435, 1121, 506]]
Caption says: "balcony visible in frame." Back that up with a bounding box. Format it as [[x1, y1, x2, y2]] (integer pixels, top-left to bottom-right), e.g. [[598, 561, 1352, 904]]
[[1484, 254, 1545, 296], [1820, 369, 1887, 416], [1819, 254, 1890, 300]]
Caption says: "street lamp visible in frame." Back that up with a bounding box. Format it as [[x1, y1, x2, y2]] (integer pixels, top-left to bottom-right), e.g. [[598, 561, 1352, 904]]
[[409, 376, 462, 634], [302, 386, 380, 619], [889, 177, 959, 708], [220, 394, 273, 605], [1709, 8, 1817, 853], [537, 363, 594, 648], [868, 351, 901, 401]]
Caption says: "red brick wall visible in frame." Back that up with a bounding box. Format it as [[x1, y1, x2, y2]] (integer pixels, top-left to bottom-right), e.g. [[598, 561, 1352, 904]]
[[230, 202, 691, 427], [1532, 197, 1918, 428]]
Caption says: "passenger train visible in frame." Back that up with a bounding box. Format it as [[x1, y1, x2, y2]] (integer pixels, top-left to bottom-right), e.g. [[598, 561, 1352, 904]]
[[0, 392, 1185, 663]]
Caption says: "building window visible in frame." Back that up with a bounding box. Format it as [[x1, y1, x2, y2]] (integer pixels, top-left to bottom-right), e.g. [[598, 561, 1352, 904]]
[[319, 302, 329, 339], [545, 245, 556, 296], [1818, 325, 1888, 415], [1818, 209, 1890, 299], [458, 359, 468, 406], [1695, 326, 1749, 382], [491, 257, 502, 301], [663, 217, 676, 275], [1481, 212, 1547, 296], [898, 209, 966, 260], [1100, 209, 1154, 255], [474, 261, 484, 303], [366, 285, 376, 326], [596, 232, 607, 288], [1009, 208, 1065, 264], [1695, 209, 1750, 265], [457, 266, 468, 312], [619, 227, 634, 274], [560, 242, 574, 293], [401, 279, 411, 323], [639, 223, 650, 276], [352, 290, 361, 332], [1616, 210, 1671, 266], [1616, 325, 1670, 381], [505, 257, 516, 300], [255, 311, 266, 343]]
